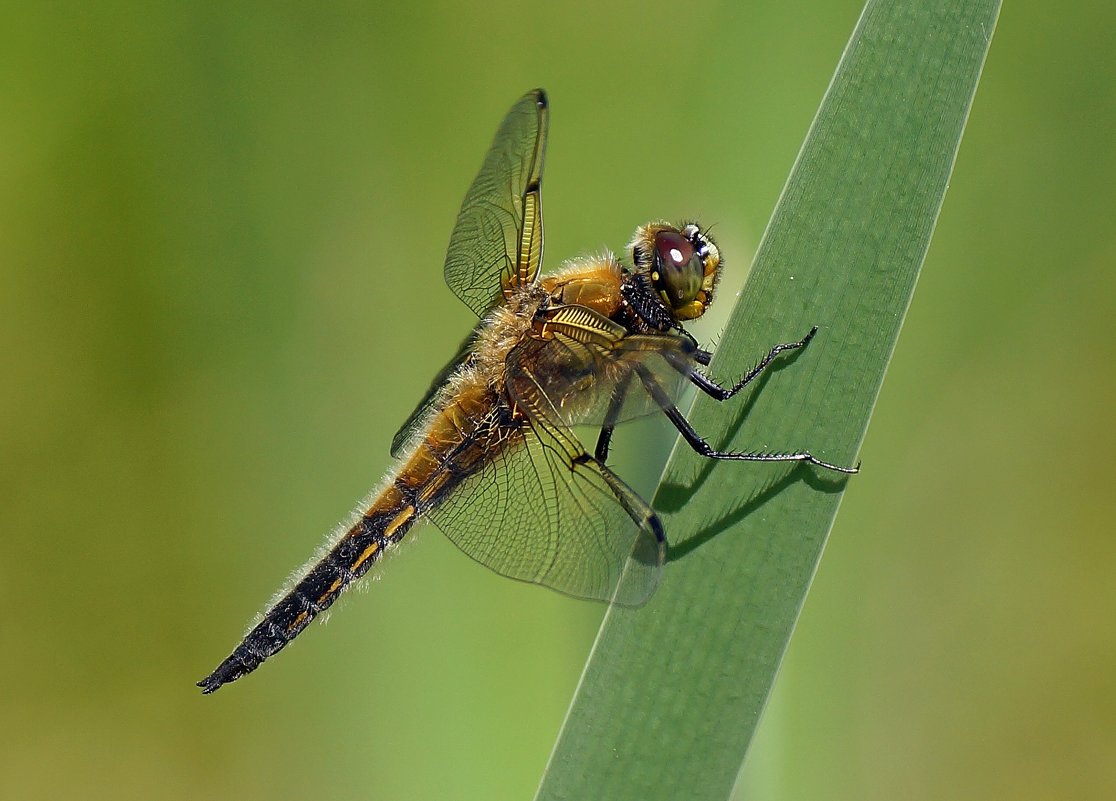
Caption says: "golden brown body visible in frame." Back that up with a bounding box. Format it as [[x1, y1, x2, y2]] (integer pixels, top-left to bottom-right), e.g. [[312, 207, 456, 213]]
[[197, 257, 633, 691], [198, 89, 852, 694]]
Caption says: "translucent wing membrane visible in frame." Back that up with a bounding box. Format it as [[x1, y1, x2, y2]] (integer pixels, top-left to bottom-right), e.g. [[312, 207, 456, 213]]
[[443, 89, 548, 317], [428, 421, 663, 605], [513, 307, 700, 429], [416, 313, 704, 604], [197, 88, 749, 694]]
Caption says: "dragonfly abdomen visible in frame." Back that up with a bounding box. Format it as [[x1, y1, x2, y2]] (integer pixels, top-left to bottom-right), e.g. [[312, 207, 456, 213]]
[[197, 493, 418, 693], [198, 384, 502, 693]]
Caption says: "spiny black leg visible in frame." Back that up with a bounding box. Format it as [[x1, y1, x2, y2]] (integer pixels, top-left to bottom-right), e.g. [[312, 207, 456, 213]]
[[594, 372, 633, 463], [635, 362, 859, 475], [689, 326, 818, 401], [595, 427, 615, 463], [579, 454, 666, 548], [674, 325, 711, 365]]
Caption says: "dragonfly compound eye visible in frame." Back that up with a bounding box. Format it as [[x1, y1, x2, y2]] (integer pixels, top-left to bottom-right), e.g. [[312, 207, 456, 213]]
[[652, 230, 704, 313]]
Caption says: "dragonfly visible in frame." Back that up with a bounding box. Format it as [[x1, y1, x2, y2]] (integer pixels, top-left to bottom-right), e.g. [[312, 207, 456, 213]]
[[198, 89, 857, 694]]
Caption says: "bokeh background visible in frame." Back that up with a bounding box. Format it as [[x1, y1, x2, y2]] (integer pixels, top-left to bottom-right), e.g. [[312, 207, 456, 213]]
[[2, 2, 1113, 800]]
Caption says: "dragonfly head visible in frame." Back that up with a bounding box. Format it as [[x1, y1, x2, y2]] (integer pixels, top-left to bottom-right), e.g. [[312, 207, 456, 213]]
[[629, 222, 721, 322]]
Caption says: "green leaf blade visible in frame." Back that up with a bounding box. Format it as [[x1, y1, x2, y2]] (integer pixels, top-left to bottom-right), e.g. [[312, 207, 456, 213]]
[[536, 1, 1000, 800]]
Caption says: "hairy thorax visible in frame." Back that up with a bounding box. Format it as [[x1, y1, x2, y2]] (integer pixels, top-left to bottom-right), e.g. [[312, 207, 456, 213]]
[[465, 253, 626, 400]]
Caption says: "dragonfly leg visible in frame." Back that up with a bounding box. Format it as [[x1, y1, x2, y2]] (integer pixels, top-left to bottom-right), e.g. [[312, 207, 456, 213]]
[[594, 427, 615, 464], [673, 325, 712, 365], [635, 361, 859, 475], [688, 326, 818, 401], [578, 453, 666, 551], [594, 372, 634, 462]]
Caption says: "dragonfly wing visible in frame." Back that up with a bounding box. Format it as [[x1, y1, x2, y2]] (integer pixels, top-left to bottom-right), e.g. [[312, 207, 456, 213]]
[[515, 304, 701, 428], [426, 418, 663, 606], [443, 89, 548, 317]]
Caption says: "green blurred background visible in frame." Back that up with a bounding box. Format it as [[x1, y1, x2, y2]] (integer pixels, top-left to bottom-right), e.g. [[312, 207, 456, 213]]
[[2, 2, 1113, 800]]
